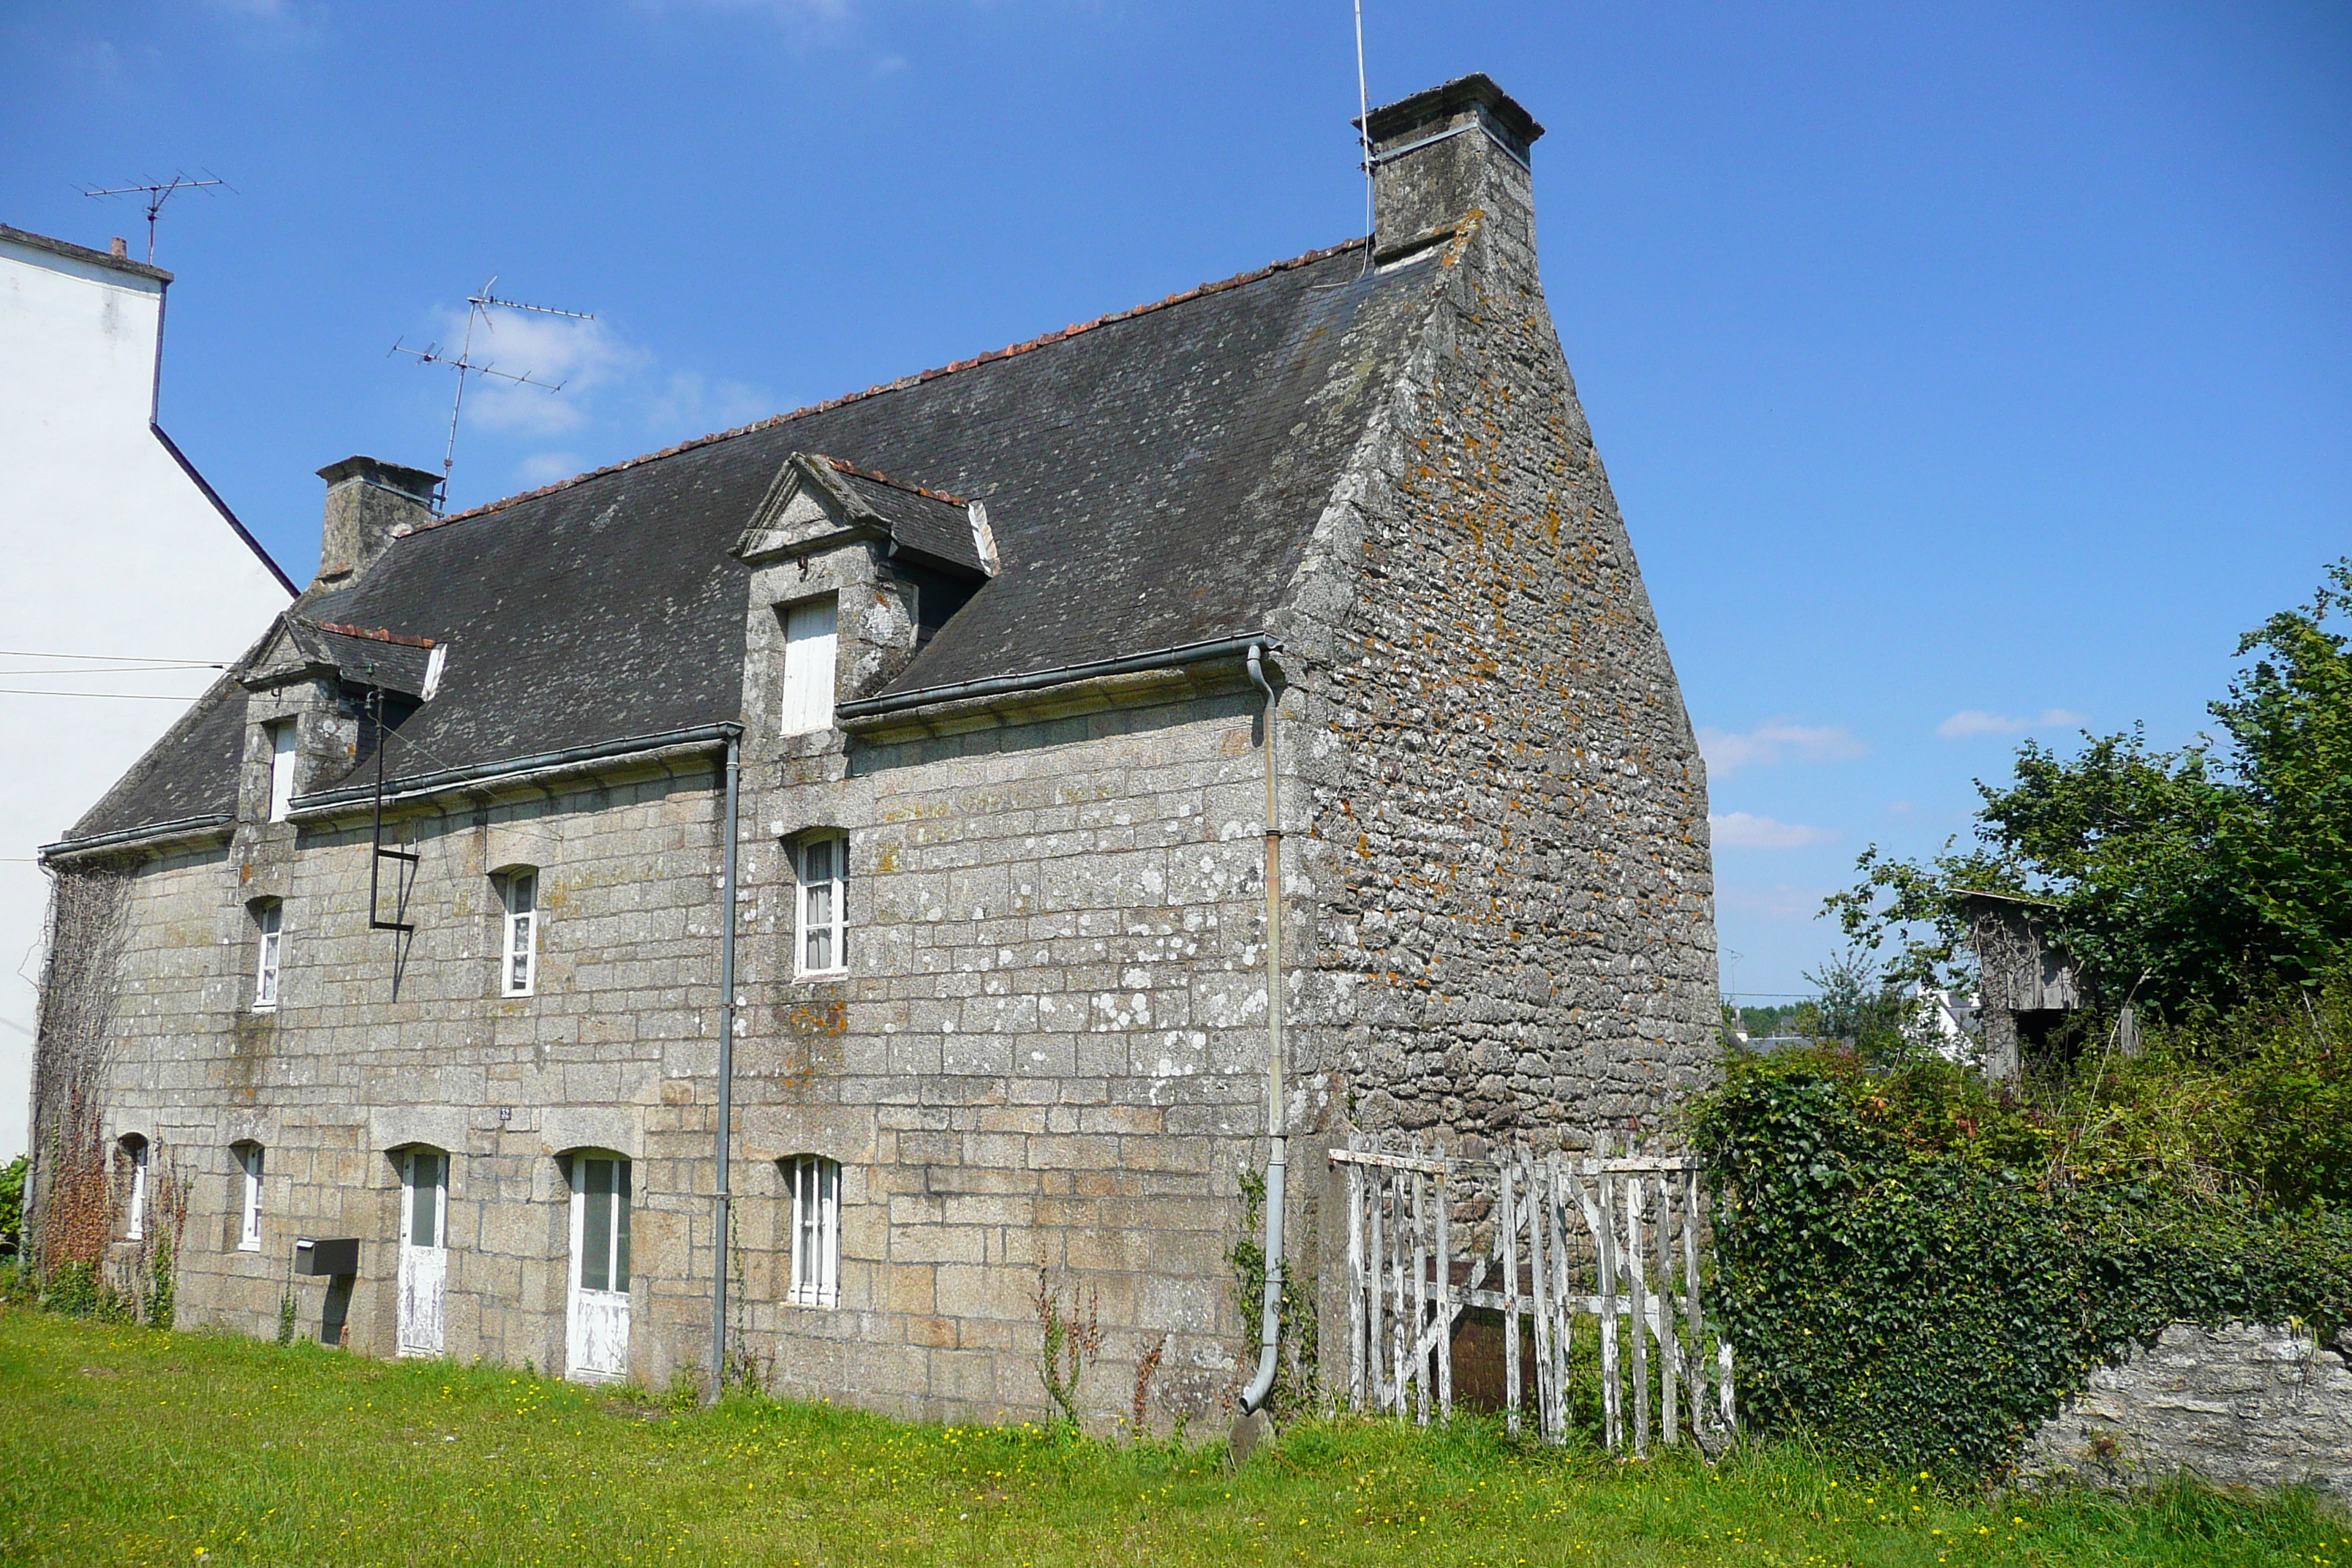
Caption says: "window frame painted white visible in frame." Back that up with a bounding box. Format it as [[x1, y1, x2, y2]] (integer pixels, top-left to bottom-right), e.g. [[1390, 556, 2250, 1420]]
[[397, 1147, 449, 1357], [265, 719, 298, 822], [778, 596, 839, 736], [500, 870, 538, 998], [793, 833, 849, 979], [252, 900, 283, 1011], [565, 1153, 632, 1382], [784, 1153, 841, 1308], [121, 1135, 148, 1243], [233, 1142, 263, 1252]]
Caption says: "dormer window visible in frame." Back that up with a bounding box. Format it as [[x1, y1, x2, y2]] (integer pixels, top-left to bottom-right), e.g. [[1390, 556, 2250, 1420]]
[[266, 720, 297, 822], [500, 870, 539, 998], [780, 597, 838, 736]]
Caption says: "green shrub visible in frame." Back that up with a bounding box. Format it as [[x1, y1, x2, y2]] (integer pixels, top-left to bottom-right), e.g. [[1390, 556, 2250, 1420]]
[[1688, 1047, 2352, 1484]]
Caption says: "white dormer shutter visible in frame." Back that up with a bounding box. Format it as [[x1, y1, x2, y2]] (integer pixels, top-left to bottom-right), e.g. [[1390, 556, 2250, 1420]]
[[267, 721, 298, 822], [780, 598, 838, 736]]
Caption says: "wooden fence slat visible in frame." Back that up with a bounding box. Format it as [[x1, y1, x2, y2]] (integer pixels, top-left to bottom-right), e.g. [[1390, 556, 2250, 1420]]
[[1501, 1157, 1521, 1436], [1411, 1168, 1430, 1427], [1434, 1149, 1452, 1422], [1354, 1161, 1373, 1420], [1656, 1168, 1678, 1447], [1627, 1174, 1651, 1458], [1523, 1148, 1556, 1440], [1596, 1143, 1622, 1452]]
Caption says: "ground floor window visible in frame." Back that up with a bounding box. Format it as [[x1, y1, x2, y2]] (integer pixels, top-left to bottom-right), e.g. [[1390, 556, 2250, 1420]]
[[785, 1154, 840, 1308], [232, 1142, 263, 1251], [120, 1135, 148, 1241]]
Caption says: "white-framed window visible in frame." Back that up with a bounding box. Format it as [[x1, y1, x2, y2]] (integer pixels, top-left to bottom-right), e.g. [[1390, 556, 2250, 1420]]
[[793, 833, 848, 977], [266, 720, 298, 823], [252, 900, 283, 1011], [784, 1154, 840, 1308], [233, 1142, 264, 1252], [121, 1135, 149, 1242], [779, 596, 839, 736], [500, 870, 538, 997], [573, 1156, 631, 1294], [404, 1147, 448, 1251]]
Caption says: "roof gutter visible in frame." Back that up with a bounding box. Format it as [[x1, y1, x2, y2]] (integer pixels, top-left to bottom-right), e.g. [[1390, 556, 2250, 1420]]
[[288, 723, 745, 819], [39, 813, 235, 865], [837, 633, 1279, 722]]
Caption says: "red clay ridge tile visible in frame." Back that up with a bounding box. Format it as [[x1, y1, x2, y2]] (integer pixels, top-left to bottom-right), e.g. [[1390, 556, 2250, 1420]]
[[312, 621, 437, 648], [823, 458, 969, 508], [421, 236, 1368, 533]]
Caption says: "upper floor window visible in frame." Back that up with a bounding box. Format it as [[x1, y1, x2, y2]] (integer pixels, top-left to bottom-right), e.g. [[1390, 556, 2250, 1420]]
[[779, 597, 838, 736], [500, 870, 539, 997], [793, 833, 848, 978], [232, 1142, 264, 1251], [252, 900, 284, 1011], [784, 1154, 841, 1308], [265, 720, 298, 822], [120, 1135, 149, 1242]]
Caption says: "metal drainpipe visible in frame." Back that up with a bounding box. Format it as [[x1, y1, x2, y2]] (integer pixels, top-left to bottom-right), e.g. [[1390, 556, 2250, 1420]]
[[1238, 644, 1287, 1417], [709, 734, 742, 1402]]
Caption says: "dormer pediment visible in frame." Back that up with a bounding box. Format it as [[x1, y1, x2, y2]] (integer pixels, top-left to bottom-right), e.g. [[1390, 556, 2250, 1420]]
[[734, 453, 998, 578], [734, 453, 885, 565], [238, 614, 440, 697]]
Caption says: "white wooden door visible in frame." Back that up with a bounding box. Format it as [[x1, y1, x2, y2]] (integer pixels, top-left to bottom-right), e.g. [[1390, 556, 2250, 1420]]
[[565, 1156, 630, 1382], [396, 1148, 448, 1357]]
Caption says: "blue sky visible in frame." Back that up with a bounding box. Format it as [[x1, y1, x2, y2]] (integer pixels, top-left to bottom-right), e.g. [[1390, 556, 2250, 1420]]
[[4, 0, 2346, 1004]]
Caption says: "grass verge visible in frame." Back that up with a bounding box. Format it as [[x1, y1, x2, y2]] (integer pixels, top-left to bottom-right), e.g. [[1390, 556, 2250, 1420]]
[[0, 1307, 2342, 1567]]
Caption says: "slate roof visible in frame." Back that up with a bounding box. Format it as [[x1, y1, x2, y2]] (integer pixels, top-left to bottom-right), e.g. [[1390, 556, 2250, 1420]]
[[825, 464, 987, 576], [64, 235, 1451, 845]]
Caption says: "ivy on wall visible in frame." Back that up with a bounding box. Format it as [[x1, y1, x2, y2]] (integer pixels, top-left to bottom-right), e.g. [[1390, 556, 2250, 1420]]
[[1687, 1051, 2352, 1482]]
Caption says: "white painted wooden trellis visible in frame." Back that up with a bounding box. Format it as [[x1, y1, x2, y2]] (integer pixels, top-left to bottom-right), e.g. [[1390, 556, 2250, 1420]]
[[1334, 1131, 1736, 1453]]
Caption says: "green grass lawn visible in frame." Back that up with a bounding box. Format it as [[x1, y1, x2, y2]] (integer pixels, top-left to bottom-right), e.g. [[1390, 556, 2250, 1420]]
[[0, 1307, 2342, 1567]]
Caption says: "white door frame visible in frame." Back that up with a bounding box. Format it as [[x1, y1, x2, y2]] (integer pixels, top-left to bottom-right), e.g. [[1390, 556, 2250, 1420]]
[[396, 1147, 448, 1357], [565, 1153, 631, 1382]]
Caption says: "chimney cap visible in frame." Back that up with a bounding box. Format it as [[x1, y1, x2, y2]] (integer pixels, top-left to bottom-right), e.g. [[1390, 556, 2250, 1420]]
[[316, 455, 441, 501], [1357, 73, 1545, 156]]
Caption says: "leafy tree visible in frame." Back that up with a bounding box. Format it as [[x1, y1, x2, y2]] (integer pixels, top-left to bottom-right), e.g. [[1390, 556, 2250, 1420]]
[[0, 1153, 25, 1256], [1830, 559, 2352, 1020]]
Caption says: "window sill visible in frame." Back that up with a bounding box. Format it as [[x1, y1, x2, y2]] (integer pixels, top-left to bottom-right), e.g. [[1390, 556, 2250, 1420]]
[[249, 1005, 278, 1016], [791, 969, 849, 984], [236, 1241, 261, 1254]]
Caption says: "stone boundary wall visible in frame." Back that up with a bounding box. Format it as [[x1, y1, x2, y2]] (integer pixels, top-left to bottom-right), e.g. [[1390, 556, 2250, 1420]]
[[2023, 1322, 2352, 1499]]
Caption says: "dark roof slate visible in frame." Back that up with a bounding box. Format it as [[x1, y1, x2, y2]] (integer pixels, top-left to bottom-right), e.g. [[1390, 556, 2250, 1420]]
[[828, 467, 986, 575], [66, 238, 1447, 843]]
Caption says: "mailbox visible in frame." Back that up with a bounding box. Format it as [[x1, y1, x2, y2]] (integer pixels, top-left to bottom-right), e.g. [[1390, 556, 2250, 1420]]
[[293, 1236, 360, 1276]]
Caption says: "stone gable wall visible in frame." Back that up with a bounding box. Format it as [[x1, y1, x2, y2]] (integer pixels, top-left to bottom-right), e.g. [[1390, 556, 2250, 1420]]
[[1275, 216, 1718, 1153]]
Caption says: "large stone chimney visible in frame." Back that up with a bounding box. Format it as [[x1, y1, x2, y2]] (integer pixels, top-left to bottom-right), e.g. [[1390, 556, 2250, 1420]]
[[1357, 74, 1545, 268], [314, 456, 438, 584]]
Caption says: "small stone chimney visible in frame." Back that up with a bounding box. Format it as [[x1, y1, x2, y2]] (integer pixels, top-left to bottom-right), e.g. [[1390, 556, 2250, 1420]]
[[314, 456, 439, 584], [1357, 74, 1545, 268]]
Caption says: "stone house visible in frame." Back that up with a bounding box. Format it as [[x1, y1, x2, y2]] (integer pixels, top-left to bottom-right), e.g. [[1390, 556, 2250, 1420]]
[[31, 74, 1716, 1425]]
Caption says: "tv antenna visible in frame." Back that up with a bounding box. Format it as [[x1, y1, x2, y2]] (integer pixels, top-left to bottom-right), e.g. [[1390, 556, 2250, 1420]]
[[389, 275, 594, 512], [79, 172, 230, 263]]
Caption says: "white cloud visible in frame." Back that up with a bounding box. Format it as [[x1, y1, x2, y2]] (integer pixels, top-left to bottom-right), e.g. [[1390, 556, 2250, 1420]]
[[1936, 707, 2087, 739], [432, 306, 645, 440], [517, 452, 583, 487], [1697, 719, 1866, 780], [1710, 812, 1839, 850], [1715, 882, 1829, 922], [645, 372, 774, 440]]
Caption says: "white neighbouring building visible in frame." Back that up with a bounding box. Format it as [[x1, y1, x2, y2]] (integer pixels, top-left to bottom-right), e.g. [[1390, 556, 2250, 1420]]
[[0, 224, 295, 1159]]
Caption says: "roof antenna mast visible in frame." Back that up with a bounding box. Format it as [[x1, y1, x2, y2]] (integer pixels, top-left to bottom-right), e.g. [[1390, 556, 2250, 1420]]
[[389, 276, 594, 513], [1354, 0, 1373, 238], [79, 172, 230, 263]]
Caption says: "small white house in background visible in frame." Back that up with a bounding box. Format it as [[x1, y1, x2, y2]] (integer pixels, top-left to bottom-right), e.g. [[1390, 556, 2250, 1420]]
[[0, 224, 295, 1158], [1912, 983, 1980, 1062]]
